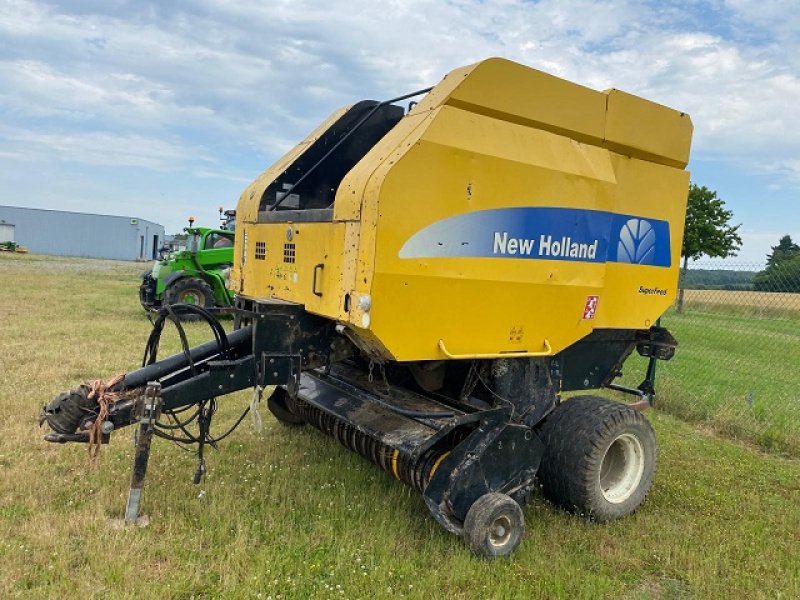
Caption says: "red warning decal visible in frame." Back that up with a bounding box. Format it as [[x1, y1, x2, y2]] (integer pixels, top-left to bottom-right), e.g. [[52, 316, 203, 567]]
[[583, 295, 599, 320]]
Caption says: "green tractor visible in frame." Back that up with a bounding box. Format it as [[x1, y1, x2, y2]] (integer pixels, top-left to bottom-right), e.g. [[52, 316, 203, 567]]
[[0, 241, 27, 253], [139, 209, 235, 314]]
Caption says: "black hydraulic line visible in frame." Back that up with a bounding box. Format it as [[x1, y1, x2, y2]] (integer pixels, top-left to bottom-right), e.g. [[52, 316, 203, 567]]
[[40, 303, 254, 471], [156, 408, 200, 429], [119, 325, 251, 391], [154, 403, 251, 447], [271, 86, 433, 212], [160, 305, 225, 359], [143, 304, 230, 368], [146, 305, 198, 378], [155, 408, 200, 444], [134, 305, 254, 483], [471, 363, 517, 419], [153, 429, 197, 451], [368, 395, 455, 420], [204, 404, 251, 444]]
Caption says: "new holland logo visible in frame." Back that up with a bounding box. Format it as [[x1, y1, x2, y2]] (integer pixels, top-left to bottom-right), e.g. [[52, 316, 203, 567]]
[[398, 207, 672, 267], [617, 218, 656, 265]]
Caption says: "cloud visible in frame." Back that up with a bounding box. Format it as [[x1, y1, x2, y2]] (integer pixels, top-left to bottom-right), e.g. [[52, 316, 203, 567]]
[[3, 1, 797, 152], [0, 124, 209, 169], [0, 0, 798, 234]]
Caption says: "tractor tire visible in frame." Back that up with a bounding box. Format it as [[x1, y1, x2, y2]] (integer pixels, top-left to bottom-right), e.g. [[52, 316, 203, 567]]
[[536, 395, 656, 522], [267, 388, 305, 426], [463, 492, 525, 558], [164, 278, 215, 319]]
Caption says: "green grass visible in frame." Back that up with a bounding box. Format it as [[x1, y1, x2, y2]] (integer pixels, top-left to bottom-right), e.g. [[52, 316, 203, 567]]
[[1, 252, 800, 599], [622, 304, 800, 457]]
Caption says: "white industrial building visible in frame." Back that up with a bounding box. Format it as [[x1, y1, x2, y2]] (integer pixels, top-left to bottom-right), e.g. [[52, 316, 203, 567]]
[[0, 205, 165, 261]]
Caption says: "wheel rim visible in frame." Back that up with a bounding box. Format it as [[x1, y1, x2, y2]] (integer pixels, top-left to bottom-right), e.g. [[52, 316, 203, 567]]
[[489, 515, 513, 548], [179, 289, 204, 306], [599, 433, 645, 504]]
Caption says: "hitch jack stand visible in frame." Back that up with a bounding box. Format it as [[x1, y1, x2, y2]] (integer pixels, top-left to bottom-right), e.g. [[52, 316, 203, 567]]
[[125, 382, 162, 524]]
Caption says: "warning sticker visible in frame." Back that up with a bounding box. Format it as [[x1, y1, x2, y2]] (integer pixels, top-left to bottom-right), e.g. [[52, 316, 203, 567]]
[[583, 295, 599, 320]]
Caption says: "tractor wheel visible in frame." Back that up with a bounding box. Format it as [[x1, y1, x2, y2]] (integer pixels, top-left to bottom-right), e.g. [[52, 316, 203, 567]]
[[463, 492, 525, 558], [267, 388, 305, 426], [164, 278, 215, 318], [536, 395, 656, 521]]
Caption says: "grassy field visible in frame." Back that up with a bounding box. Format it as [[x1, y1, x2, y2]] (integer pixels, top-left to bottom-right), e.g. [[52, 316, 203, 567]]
[[629, 293, 800, 457], [1, 252, 799, 599]]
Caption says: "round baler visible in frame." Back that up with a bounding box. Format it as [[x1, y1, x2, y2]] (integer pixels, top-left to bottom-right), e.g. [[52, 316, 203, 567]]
[[41, 57, 691, 558]]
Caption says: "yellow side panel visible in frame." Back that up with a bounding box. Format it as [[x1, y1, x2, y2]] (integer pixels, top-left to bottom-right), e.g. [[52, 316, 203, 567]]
[[599, 155, 690, 328], [334, 111, 434, 221], [231, 106, 354, 294], [230, 57, 693, 364], [435, 57, 608, 145], [362, 105, 621, 361], [409, 58, 693, 169], [235, 221, 349, 320], [603, 89, 693, 168]]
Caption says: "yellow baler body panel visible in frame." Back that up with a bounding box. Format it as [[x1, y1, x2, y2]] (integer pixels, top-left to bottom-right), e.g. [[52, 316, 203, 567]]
[[234, 222, 352, 320], [233, 57, 692, 362]]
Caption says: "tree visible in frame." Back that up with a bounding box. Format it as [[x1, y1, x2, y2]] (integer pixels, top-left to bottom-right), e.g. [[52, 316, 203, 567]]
[[765, 235, 800, 267], [753, 235, 800, 292], [678, 184, 742, 312]]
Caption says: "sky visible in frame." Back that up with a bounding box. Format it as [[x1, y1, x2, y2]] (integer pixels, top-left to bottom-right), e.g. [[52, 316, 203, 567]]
[[1, 0, 798, 265]]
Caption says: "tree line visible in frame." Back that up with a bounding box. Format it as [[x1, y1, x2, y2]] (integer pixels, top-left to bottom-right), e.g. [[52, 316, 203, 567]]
[[678, 184, 798, 309], [752, 236, 800, 292]]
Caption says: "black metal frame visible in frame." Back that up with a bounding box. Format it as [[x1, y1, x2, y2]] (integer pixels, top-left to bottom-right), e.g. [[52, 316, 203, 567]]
[[259, 88, 432, 218], [41, 296, 678, 537]]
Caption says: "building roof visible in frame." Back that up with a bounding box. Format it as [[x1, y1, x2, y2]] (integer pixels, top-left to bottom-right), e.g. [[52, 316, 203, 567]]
[[0, 204, 161, 226]]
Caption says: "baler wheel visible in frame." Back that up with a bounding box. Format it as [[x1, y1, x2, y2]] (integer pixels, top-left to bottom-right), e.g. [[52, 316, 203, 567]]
[[463, 492, 525, 558], [267, 388, 305, 426], [536, 395, 656, 521]]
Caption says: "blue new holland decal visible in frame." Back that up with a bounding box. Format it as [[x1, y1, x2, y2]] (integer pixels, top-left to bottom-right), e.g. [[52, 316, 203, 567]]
[[398, 207, 671, 267]]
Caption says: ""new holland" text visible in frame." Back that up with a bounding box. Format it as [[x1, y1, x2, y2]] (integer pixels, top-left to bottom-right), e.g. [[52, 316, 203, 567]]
[[493, 232, 598, 259]]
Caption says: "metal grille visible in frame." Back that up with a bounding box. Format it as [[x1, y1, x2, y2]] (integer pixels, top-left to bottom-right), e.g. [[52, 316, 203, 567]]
[[254, 241, 266, 260], [283, 243, 296, 263]]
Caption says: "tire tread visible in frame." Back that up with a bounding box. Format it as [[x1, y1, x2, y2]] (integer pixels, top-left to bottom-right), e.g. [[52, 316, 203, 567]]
[[536, 395, 656, 521]]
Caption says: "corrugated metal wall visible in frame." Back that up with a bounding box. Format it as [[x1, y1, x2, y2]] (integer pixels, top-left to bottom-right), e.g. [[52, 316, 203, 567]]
[[0, 206, 165, 260], [0, 222, 14, 243]]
